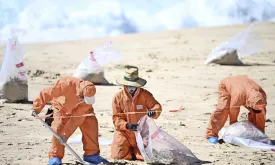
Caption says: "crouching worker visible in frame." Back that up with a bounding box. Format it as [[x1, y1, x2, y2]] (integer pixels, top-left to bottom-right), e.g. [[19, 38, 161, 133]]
[[206, 75, 267, 144], [31, 76, 108, 165], [111, 65, 162, 161]]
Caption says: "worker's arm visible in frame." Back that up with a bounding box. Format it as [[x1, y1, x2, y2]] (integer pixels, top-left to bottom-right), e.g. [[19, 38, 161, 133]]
[[112, 95, 128, 131], [32, 79, 69, 113], [206, 82, 230, 140], [145, 91, 162, 119]]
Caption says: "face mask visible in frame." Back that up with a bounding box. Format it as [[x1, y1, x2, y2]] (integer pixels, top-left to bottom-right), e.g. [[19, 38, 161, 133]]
[[84, 96, 95, 105], [126, 86, 137, 94]]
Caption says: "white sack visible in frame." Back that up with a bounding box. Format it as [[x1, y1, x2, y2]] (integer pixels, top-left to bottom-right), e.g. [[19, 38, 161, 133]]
[[219, 121, 275, 151], [205, 24, 263, 65], [0, 35, 28, 102]]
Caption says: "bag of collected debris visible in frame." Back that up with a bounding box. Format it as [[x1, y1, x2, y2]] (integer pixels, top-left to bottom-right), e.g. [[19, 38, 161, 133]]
[[73, 41, 122, 84], [219, 121, 275, 151], [73, 60, 107, 85], [0, 35, 28, 102], [205, 24, 263, 65], [205, 48, 243, 65], [135, 116, 200, 165]]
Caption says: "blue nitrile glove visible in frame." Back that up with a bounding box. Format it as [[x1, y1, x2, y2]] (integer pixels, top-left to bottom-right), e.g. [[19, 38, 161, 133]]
[[84, 154, 109, 164], [208, 137, 219, 144], [48, 157, 62, 165]]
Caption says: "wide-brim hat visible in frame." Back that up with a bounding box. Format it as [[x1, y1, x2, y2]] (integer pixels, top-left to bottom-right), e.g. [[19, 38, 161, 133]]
[[116, 65, 147, 87]]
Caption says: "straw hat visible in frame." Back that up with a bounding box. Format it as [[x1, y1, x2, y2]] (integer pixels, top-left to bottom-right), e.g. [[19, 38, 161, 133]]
[[116, 65, 147, 87]]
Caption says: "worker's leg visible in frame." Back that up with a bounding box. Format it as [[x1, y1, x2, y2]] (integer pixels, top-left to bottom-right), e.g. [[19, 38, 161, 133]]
[[248, 108, 266, 133], [49, 111, 85, 159], [80, 116, 109, 164], [129, 132, 144, 161], [111, 131, 133, 160], [133, 147, 144, 161], [79, 116, 100, 156], [48, 110, 68, 159], [229, 108, 240, 124]]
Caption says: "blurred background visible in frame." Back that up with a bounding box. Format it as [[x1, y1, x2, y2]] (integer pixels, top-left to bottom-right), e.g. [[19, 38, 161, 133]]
[[0, 0, 275, 43]]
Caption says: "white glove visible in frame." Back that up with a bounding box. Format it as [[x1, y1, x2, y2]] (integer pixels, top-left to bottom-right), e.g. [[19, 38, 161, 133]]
[[31, 109, 38, 117]]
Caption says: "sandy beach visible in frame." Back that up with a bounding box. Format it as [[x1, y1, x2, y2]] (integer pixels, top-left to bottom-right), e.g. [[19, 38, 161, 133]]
[[0, 22, 275, 165]]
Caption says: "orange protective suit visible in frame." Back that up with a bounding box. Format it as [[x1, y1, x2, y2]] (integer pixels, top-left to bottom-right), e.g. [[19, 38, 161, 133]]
[[111, 86, 162, 160], [32, 76, 100, 159], [206, 75, 267, 138]]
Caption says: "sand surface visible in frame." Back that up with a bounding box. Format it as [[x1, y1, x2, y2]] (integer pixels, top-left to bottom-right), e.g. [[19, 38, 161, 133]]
[[0, 22, 275, 165]]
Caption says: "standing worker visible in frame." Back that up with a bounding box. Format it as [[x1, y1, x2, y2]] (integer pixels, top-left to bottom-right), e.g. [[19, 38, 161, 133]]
[[111, 65, 162, 160], [31, 76, 108, 165], [206, 75, 267, 144]]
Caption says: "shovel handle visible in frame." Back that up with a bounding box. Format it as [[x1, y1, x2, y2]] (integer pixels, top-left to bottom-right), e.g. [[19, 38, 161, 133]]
[[34, 113, 93, 165]]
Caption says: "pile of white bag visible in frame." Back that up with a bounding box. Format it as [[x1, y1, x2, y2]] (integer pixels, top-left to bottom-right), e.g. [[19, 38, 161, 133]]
[[219, 121, 275, 151], [73, 41, 122, 84], [205, 24, 263, 65], [0, 35, 28, 102]]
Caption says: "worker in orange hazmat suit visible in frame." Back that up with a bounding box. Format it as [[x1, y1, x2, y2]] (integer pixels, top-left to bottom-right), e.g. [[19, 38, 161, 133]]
[[206, 75, 267, 144], [31, 76, 108, 165], [111, 65, 162, 161]]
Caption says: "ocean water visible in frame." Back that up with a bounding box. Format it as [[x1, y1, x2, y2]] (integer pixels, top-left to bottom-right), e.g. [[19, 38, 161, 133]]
[[0, 0, 275, 43]]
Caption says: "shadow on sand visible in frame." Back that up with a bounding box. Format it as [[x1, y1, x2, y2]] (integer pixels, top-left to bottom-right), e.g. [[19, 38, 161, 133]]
[[61, 160, 212, 165], [214, 62, 275, 67]]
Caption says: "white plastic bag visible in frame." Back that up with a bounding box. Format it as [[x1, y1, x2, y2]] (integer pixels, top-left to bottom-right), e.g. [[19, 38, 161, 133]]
[[219, 121, 275, 151], [0, 35, 28, 102], [92, 41, 122, 66], [73, 41, 122, 84], [135, 116, 200, 165], [67, 134, 112, 146], [205, 24, 263, 65]]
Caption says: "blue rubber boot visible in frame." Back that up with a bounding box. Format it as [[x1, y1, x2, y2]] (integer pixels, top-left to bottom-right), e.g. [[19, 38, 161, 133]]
[[48, 157, 62, 165], [84, 154, 109, 164]]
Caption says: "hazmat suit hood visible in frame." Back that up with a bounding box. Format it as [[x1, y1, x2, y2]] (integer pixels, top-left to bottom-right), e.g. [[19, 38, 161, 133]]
[[246, 88, 266, 111], [76, 80, 96, 98]]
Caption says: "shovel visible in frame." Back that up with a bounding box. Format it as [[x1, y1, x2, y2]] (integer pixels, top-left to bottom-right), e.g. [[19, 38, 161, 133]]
[[34, 113, 95, 165]]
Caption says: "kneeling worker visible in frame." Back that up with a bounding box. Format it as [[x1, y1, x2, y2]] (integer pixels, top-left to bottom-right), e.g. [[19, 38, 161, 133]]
[[111, 65, 162, 160]]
